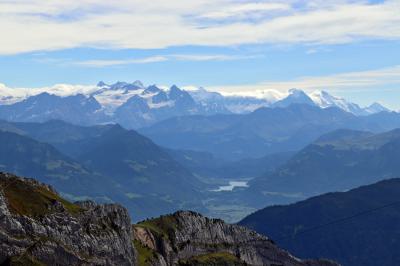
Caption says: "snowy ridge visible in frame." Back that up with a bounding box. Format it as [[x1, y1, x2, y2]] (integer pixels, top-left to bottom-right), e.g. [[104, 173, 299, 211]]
[[309, 90, 365, 115], [0, 81, 393, 129], [188, 87, 270, 114], [310, 90, 390, 116]]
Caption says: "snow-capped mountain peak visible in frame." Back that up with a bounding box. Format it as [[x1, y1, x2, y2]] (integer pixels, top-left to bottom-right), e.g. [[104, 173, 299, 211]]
[[273, 88, 315, 108], [310, 90, 354, 109], [288, 88, 308, 97], [187, 87, 224, 101], [97, 81, 107, 87], [310, 90, 337, 107], [132, 80, 145, 89], [96, 80, 144, 90], [310, 90, 390, 115], [310, 89, 369, 115], [187, 87, 271, 114], [143, 85, 162, 95], [364, 102, 390, 114]]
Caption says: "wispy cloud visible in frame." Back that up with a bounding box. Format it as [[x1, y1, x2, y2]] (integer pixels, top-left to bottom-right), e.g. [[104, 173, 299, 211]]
[[209, 65, 400, 94], [199, 2, 290, 19], [170, 54, 256, 61], [72, 54, 257, 67], [74, 56, 168, 67], [1, 0, 400, 54]]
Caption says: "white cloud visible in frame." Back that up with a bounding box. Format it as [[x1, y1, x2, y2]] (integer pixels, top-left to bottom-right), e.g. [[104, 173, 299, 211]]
[[0, 0, 400, 54], [199, 2, 290, 19], [72, 54, 256, 67], [0, 83, 97, 104], [74, 56, 168, 67], [170, 54, 256, 61], [209, 65, 400, 95]]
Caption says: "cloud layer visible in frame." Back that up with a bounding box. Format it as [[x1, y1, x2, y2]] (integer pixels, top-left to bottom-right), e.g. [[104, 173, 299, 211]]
[[210, 65, 400, 95], [1, 0, 400, 54], [73, 54, 257, 67]]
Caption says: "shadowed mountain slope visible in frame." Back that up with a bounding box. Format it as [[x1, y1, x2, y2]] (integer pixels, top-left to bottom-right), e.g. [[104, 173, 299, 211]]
[[240, 178, 400, 266]]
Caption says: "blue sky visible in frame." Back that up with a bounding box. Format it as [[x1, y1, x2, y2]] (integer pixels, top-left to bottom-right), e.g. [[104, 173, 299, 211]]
[[0, 0, 399, 108]]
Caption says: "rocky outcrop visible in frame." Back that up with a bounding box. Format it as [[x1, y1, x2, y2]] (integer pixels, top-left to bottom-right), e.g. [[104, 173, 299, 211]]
[[133, 211, 339, 266], [0, 172, 136, 265], [0, 172, 338, 265]]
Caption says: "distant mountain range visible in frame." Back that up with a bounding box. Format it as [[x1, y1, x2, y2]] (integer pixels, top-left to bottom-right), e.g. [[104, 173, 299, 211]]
[[239, 178, 400, 266], [0, 120, 204, 221], [245, 128, 400, 208], [0, 129, 111, 197], [167, 148, 294, 180], [141, 104, 400, 160], [2, 105, 400, 227], [1, 81, 400, 223], [2, 104, 400, 220], [0, 81, 392, 129]]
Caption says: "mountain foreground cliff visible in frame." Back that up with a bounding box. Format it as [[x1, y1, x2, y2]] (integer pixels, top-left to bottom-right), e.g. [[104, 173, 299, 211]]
[[0, 172, 337, 266]]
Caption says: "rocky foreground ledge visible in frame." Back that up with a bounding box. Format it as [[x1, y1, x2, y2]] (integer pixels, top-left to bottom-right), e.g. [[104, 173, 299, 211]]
[[0, 173, 338, 266]]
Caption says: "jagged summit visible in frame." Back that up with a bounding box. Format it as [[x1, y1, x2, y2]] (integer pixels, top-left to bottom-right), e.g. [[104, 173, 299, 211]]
[[132, 80, 145, 88], [310, 90, 341, 107], [97, 81, 107, 87], [0, 172, 136, 265], [144, 84, 161, 94], [133, 210, 338, 265]]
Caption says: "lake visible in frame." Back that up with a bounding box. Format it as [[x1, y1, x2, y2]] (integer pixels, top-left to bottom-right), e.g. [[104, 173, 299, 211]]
[[212, 181, 249, 192]]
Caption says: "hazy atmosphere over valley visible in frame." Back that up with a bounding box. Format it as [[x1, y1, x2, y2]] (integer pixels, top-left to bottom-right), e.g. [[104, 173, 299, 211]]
[[1, 1, 400, 265]]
